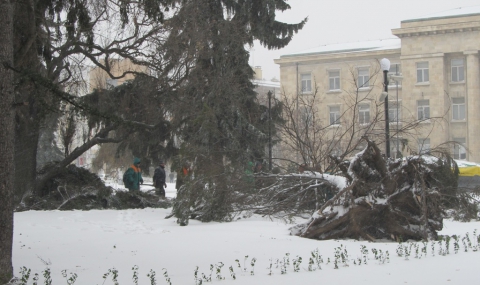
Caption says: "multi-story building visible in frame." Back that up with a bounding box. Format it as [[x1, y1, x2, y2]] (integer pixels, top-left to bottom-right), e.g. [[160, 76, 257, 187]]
[[275, 6, 480, 163]]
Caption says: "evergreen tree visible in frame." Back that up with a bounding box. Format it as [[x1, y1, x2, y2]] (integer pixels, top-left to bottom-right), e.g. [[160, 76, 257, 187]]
[[166, 0, 306, 224]]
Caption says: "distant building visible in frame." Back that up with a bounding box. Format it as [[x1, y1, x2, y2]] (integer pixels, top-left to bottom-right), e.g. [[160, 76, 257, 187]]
[[252, 66, 280, 104], [275, 6, 480, 162]]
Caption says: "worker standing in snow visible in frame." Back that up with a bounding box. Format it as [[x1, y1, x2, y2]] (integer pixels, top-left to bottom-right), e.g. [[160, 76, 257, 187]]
[[153, 160, 167, 198], [123, 157, 144, 191], [176, 162, 191, 190]]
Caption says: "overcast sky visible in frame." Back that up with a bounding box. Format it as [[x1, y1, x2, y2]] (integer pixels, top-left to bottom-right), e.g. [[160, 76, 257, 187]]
[[249, 0, 480, 81]]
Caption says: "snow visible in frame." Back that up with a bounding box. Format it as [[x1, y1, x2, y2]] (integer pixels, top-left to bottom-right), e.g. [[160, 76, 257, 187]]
[[320, 173, 347, 190], [252, 79, 280, 89], [403, 5, 480, 22], [280, 38, 401, 58], [12, 182, 480, 285], [454, 159, 480, 168]]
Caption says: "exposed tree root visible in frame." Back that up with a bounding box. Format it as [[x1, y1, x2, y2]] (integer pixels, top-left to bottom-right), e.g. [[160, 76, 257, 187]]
[[292, 140, 455, 241]]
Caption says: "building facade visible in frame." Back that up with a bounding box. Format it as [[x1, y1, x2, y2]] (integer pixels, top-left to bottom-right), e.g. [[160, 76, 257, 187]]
[[275, 7, 480, 163]]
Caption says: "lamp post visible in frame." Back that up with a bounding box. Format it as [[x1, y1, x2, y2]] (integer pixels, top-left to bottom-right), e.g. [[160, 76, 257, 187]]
[[380, 58, 391, 158], [267, 90, 273, 171]]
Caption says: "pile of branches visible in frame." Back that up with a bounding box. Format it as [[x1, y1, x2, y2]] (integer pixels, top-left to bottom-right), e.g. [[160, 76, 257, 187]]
[[250, 173, 341, 219], [291, 140, 458, 241], [170, 166, 342, 225], [16, 165, 171, 211]]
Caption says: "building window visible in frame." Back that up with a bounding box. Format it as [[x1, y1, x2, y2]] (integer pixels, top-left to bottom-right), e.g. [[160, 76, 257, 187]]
[[453, 138, 466, 160], [358, 104, 370, 124], [389, 63, 401, 75], [417, 100, 430, 120], [329, 106, 340, 125], [452, 97, 466, 120], [416, 62, 429, 83], [451, 59, 465, 82], [418, 138, 430, 154], [301, 106, 313, 127], [391, 138, 402, 159], [329, 71, 340, 90], [388, 102, 401, 123], [301, 73, 312, 93], [388, 64, 402, 86], [357, 68, 370, 88]]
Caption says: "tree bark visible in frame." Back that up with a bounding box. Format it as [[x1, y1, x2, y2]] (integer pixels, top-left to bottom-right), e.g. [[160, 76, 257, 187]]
[[13, 0, 41, 202], [0, 0, 15, 281]]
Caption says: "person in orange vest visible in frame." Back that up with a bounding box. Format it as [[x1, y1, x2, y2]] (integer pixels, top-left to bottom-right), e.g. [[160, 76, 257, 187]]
[[175, 162, 191, 190], [123, 157, 144, 191]]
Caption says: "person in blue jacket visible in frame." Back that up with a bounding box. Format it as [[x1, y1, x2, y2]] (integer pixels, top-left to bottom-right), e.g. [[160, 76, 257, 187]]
[[123, 157, 144, 191]]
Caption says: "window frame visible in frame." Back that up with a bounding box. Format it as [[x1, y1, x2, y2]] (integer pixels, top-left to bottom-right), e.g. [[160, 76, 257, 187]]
[[451, 58, 465, 83], [417, 100, 430, 120], [329, 105, 341, 126], [418, 138, 431, 155], [388, 101, 401, 123], [388, 63, 402, 86], [452, 97, 466, 121], [328, 70, 341, 91], [358, 104, 370, 125], [357, 67, 370, 89], [301, 106, 314, 127], [453, 137, 467, 160], [416, 62, 429, 83], [300, 73, 312, 94]]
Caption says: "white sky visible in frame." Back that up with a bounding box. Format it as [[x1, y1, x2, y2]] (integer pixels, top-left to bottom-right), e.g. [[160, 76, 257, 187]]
[[249, 0, 480, 81]]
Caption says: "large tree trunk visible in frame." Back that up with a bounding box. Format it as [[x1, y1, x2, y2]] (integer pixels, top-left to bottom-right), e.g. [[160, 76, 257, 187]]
[[13, 0, 42, 202], [0, 0, 15, 281]]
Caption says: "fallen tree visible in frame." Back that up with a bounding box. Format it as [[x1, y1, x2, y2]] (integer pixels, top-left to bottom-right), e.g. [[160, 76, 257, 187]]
[[16, 165, 171, 212], [291, 140, 458, 241]]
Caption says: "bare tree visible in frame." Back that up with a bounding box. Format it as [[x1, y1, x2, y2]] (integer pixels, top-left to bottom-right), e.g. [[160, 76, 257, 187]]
[[278, 61, 452, 174], [12, 0, 183, 202], [278, 65, 385, 173], [246, 62, 458, 226]]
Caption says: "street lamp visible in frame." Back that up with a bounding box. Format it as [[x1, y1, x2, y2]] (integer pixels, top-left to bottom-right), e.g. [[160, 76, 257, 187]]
[[267, 90, 273, 171], [380, 58, 391, 158]]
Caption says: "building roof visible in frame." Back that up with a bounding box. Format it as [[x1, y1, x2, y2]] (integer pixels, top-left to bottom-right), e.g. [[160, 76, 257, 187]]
[[280, 38, 400, 59], [403, 5, 480, 23], [253, 79, 280, 88]]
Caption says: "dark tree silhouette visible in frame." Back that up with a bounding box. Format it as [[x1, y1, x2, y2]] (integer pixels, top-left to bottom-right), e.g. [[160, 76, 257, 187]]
[[0, 0, 15, 281], [165, 0, 306, 225]]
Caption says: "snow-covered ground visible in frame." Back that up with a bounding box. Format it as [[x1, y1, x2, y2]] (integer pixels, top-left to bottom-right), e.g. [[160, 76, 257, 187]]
[[12, 182, 480, 284]]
